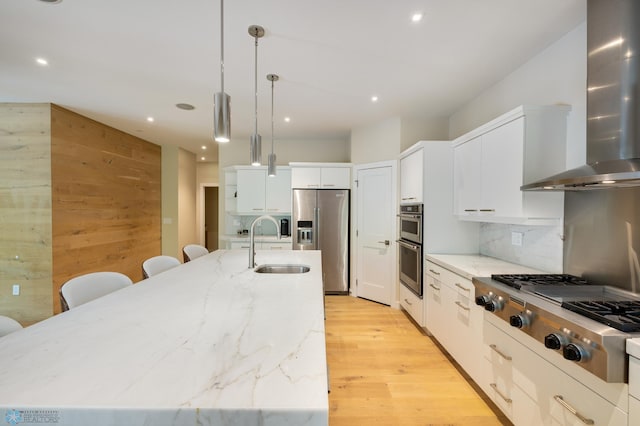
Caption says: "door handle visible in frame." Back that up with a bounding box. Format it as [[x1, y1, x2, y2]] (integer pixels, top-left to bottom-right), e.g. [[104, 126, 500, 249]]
[[377, 240, 390, 246]]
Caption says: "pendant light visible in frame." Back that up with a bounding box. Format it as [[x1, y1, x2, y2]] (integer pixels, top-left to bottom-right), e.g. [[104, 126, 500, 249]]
[[249, 25, 264, 166], [213, 0, 230, 143], [267, 74, 279, 177]]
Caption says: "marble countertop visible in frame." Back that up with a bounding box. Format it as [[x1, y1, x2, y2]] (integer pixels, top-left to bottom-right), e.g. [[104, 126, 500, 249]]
[[0, 250, 327, 426], [425, 253, 547, 280]]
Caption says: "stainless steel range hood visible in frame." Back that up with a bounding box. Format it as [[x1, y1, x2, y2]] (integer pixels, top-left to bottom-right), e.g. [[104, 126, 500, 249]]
[[522, 0, 640, 191]]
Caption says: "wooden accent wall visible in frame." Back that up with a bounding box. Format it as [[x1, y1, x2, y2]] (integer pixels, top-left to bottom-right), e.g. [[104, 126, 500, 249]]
[[51, 105, 161, 313], [0, 104, 53, 324]]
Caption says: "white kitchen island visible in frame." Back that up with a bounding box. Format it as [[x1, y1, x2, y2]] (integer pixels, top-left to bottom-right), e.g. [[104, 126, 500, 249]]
[[0, 250, 328, 426]]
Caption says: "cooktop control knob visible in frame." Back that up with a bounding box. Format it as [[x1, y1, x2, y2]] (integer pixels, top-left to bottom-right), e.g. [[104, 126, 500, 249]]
[[563, 343, 588, 362], [475, 295, 491, 307], [485, 298, 504, 312], [544, 334, 564, 350], [509, 314, 529, 328]]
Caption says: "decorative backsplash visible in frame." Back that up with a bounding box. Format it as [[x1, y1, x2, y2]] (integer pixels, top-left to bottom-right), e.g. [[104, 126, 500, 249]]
[[479, 223, 563, 273]]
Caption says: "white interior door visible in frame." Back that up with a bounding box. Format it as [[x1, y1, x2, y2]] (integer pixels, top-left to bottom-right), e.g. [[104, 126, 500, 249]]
[[355, 162, 396, 305]]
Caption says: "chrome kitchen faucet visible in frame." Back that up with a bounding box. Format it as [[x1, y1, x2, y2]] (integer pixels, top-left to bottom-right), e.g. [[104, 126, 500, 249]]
[[249, 215, 281, 268]]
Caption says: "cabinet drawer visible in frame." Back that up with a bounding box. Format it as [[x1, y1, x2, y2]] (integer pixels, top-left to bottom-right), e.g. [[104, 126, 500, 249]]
[[262, 241, 292, 250], [399, 284, 424, 327]]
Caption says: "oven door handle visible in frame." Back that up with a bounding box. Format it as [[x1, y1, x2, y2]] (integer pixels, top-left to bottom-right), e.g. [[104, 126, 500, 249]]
[[398, 214, 422, 219], [396, 239, 419, 250]]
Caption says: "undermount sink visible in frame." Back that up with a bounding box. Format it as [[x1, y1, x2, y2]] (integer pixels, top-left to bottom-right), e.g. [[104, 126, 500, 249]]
[[254, 264, 310, 274]]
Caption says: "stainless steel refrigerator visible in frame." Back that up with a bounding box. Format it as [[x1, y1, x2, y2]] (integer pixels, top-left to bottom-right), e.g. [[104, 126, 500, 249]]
[[292, 189, 349, 294]]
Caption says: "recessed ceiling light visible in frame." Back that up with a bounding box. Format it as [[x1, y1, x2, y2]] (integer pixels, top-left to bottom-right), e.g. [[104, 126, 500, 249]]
[[39, 0, 63, 3], [201, 145, 207, 150], [36, 58, 48, 66], [176, 103, 195, 110], [146, 117, 154, 123], [284, 117, 291, 123], [371, 96, 379, 102], [201, 157, 206, 161], [411, 12, 423, 22]]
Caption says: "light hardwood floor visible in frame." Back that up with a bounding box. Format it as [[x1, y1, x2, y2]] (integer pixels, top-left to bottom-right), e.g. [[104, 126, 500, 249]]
[[325, 295, 511, 426]]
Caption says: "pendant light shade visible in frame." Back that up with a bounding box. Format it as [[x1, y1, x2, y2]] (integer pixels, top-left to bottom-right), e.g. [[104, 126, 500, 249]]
[[249, 25, 265, 166], [214, 0, 230, 143], [267, 73, 279, 177], [214, 92, 230, 142]]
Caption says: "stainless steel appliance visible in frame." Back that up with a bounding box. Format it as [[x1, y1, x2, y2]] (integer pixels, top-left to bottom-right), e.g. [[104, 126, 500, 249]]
[[523, 0, 640, 191], [398, 204, 423, 297], [473, 273, 640, 383], [292, 189, 349, 294], [398, 203, 423, 244]]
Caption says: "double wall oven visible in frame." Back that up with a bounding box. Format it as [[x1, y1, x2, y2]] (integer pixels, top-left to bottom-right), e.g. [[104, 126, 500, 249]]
[[397, 204, 423, 297]]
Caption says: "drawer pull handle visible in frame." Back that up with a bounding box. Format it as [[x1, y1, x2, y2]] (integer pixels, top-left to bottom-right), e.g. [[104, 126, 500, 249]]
[[480, 209, 496, 212], [428, 269, 440, 275], [464, 209, 478, 212], [489, 383, 512, 404], [489, 344, 512, 361], [429, 284, 440, 291], [455, 283, 470, 292], [455, 301, 470, 311], [553, 395, 594, 425], [404, 298, 412, 306], [401, 197, 416, 200]]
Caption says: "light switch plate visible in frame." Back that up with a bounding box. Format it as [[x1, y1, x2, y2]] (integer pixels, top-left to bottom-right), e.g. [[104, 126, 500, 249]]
[[12, 284, 20, 296]]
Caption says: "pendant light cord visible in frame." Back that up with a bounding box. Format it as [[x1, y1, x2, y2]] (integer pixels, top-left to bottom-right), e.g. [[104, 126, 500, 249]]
[[253, 33, 259, 135], [271, 78, 274, 155], [220, 0, 224, 93]]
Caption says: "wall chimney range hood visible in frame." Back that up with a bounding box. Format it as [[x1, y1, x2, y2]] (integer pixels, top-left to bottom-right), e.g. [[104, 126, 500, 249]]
[[522, 0, 640, 191]]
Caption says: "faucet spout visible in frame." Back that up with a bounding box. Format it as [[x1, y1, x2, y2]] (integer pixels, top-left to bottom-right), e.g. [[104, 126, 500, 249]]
[[249, 215, 281, 268]]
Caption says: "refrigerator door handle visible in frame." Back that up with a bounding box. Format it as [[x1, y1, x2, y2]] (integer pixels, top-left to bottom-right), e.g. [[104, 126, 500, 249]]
[[314, 206, 320, 249]]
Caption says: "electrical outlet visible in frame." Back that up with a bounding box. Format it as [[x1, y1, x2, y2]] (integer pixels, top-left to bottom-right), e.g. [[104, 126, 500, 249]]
[[12, 284, 20, 296], [511, 231, 524, 247]]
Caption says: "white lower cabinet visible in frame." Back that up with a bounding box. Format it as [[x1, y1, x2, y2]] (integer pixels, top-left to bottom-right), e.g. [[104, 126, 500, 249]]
[[424, 261, 484, 382], [483, 319, 627, 426], [630, 396, 640, 426], [631, 356, 640, 426], [399, 283, 424, 327], [228, 240, 292, 250]]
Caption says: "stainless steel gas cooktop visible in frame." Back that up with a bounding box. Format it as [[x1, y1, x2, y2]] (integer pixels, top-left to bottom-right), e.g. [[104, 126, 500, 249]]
[[473, 273, 640, 383]]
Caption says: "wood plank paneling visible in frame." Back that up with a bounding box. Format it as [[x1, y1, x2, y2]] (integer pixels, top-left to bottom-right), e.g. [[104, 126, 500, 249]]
[[0, 103, 53, 324], [51, 105, 161, 313], [325, 296, 511, 426]]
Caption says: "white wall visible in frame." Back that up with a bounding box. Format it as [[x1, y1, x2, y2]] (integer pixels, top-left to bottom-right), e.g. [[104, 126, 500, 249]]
[[448, 22, 587, 272], [350, 118, 402, 164], [400, 116, 449, 152], [178, 148, 197, 258]]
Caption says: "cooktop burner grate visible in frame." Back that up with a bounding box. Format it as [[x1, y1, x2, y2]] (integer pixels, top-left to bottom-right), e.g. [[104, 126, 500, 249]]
[[491, 273, 589, 290], [561, 300, 640, 332]]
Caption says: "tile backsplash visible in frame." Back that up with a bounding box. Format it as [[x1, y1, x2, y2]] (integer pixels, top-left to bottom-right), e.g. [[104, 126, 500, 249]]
[[479, 223, 563, 273]]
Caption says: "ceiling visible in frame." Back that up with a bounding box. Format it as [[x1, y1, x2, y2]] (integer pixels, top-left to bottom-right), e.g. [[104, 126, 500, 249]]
[[1, 0, 586, 163]]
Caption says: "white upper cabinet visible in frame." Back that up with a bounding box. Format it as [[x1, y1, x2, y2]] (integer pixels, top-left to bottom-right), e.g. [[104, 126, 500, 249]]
[[227, 166, 292, 215], [290, 164, 351, 189], [399, 148, 423, 203], [265, 168, 292, 213], [452, 105, 570, 224]]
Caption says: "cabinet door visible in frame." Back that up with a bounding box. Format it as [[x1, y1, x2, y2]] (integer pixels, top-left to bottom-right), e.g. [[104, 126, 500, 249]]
[[480, 118, 524, 218], [400, 149, 423, 203], [424, 265, 445, 340], [291, 167, 321, 188], [237, 169, 266, 213], [321, 167, 351, 189], [399, 282, 424, 327], [453, 137, 481, 216], [265, 168, 291, 213]]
